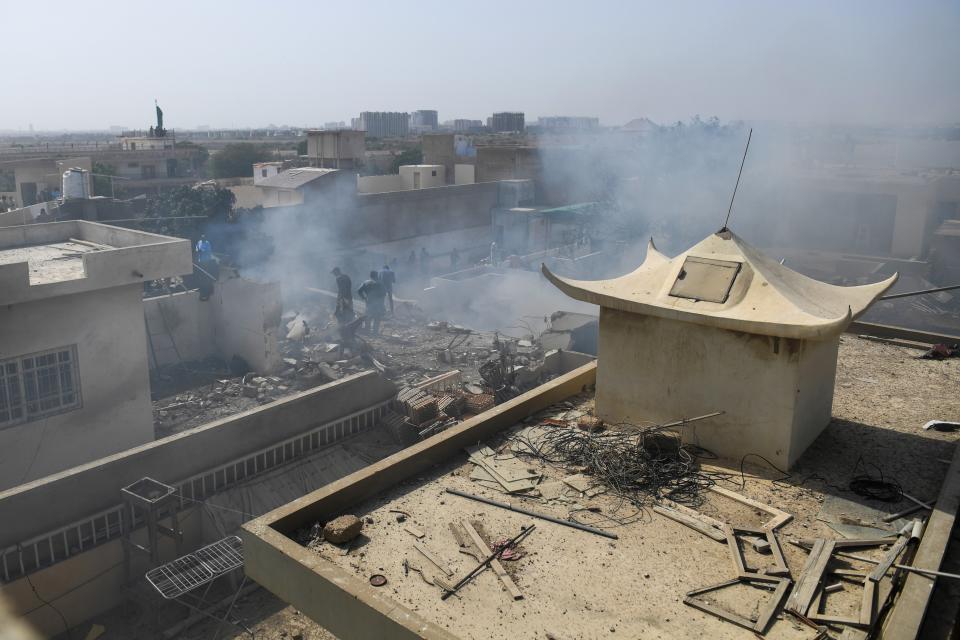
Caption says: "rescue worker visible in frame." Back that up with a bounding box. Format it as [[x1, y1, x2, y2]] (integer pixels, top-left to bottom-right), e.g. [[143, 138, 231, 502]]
[[195, 235, 218, 301], [332, 267, 353, 319], [357, 270, 386, 335], [378, 264, 396, 314]]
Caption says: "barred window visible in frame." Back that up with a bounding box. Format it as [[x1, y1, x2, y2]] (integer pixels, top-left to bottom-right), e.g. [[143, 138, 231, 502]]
[[0, 347, 81, 428]]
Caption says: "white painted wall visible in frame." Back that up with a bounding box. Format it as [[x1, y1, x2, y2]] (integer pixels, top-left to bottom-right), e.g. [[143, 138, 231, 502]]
[[357, 174, 404, 194], [595, 309, 838, 468], [0, 284, 155, 489], [399, 165, 445, 190], [144, 278, 282, 373], [454, 163, 475, 185]]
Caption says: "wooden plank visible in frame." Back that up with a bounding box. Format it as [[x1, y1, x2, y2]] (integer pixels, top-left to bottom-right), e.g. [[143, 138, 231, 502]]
[[868, 536, 909, 582], [405, 525, 425, 539], [797, 537, 897, 549], [754, 578, 791, 633], [710, 486, 793, 529], [787, 539, 835, 614], [881, 442, 960, 640], [462, 520, 523, 600], [724, 526, 748, 576], [653, 505, 725, 542], [860, 578, 876, 626], [664, 500, 726, 530], [413, 542, 453, 577]]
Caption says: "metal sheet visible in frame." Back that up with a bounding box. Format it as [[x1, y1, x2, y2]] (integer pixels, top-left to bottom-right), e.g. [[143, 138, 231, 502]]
[[668, 256, 741, 303]]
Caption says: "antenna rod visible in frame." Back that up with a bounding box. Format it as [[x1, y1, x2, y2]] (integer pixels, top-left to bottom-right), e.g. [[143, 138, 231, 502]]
[[722, 127, 752, 230]]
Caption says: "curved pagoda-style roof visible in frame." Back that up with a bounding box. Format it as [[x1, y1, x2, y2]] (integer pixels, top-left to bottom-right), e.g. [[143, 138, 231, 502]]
[[542, 230, 897, 340]]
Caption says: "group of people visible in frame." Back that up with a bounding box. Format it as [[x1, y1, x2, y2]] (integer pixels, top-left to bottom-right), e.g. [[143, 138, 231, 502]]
[[332, 264, 396, 336]]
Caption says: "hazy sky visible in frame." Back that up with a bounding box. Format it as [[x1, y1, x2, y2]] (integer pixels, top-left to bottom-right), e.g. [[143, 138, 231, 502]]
[[5, 0, 958, 130]]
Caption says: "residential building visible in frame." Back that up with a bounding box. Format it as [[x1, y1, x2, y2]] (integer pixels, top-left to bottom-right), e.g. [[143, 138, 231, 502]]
[[423, 134, 477, 184], [305, 129, 366, 169], [0, 221, 191, 489], [0, 157, 93, 208], [410, 110, 439, 131], [253, 161, 284, 184], [537, 116, 600, 131], [453, 119, 484, 132], [257, 167, 357, 208], [357, 112, 410, 138], [323, 121, 347, 130], [488, 112, 525, 133]]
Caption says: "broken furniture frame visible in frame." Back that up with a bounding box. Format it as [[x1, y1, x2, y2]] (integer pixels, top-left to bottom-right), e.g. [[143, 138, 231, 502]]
[[685, 577, 791, 634], [724, 525, 789, 580]]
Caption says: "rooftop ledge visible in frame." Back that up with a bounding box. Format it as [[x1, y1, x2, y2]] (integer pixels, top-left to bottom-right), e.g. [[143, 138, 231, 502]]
[[0, 220, 192, 305]]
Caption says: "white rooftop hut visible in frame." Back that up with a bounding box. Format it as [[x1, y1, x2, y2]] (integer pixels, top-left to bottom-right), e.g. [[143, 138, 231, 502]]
[[543, 229, 897, 468]]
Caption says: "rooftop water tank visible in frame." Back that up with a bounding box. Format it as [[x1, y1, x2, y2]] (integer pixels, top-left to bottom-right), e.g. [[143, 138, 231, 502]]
[[62, 168, 89, 200]]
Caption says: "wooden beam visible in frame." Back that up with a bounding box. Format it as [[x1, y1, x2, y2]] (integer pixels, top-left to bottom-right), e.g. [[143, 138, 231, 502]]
[[462, 520, 523, 600], [881, 443, 960, 640], [653, 505, 725, 542], [710, 486, 793, 529], [787, 539, 836, 614], [847, 321, 960, 345]]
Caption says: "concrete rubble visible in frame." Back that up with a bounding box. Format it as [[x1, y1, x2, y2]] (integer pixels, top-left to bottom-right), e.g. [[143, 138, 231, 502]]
[[152, 292, 585, 439]]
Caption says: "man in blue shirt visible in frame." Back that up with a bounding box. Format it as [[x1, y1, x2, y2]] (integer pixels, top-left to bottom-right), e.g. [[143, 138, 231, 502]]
[[196, 235, 213, 261]]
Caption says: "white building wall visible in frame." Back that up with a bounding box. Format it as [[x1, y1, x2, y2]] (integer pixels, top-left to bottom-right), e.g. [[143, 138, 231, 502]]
[[399, 165, 445, 190], [595, 309, 837, 468], [0, 284, 155, 489]]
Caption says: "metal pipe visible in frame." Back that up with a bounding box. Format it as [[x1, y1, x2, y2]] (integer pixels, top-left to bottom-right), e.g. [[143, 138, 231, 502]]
[[880, 284, 960, 301], [445, 489, 618, 539]]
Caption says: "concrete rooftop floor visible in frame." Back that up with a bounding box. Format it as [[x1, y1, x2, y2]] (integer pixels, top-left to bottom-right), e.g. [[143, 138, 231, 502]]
[[0, 240, 106, 284], [268, 335, 960, 639]]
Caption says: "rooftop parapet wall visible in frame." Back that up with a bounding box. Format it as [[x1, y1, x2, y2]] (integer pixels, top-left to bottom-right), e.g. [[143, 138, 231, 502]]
[[0, 221, 192, 305], [0, 371, 396, 551]]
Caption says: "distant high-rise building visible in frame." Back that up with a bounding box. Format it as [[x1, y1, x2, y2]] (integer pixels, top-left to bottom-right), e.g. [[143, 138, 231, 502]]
[[537, 116, 599, 131], [357, 112, 410, 138], [323, 121, 347, 130], [453, 119, 484, 132], [489, 112, 525, 133], [410, 110, 439, 131]]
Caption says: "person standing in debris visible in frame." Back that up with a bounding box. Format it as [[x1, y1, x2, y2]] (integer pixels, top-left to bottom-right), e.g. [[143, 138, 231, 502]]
[[378, 264, 396, 314], [450, 246, 460, 270], [357, 271, 386, 335], [332, 267, 353, 318]]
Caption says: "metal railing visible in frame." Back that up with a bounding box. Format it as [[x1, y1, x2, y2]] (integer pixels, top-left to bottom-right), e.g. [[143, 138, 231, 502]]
[[0, 399, 392, 583]]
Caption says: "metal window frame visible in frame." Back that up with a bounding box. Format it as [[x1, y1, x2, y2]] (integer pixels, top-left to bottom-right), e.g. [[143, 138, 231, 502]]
[[0, 345, 82, 430]]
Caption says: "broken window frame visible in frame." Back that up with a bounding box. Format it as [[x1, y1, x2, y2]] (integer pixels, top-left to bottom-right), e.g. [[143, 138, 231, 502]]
[[0, 345, 82, 429]]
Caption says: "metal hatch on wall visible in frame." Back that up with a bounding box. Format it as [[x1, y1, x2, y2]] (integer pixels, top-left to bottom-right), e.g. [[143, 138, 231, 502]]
[[668, 256, 742, 303]]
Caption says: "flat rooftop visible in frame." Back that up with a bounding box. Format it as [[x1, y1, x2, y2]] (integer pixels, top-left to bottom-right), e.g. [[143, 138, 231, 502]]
[[243, 336, 960, 639], [0, 220, 192, 305], [0, 239, 108, 285]]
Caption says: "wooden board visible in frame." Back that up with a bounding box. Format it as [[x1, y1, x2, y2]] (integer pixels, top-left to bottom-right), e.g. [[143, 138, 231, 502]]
[[462, 520, 523, 600], [787, 539, 835, 614], [653, 505, 725, 542], [710, 486, 793, 529]]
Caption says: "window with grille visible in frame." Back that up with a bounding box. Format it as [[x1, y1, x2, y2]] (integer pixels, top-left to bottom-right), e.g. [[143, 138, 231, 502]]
[[0, 346, 81, 428]]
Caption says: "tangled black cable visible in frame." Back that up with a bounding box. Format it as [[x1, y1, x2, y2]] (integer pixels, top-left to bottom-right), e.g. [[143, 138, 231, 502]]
[[847, 456, 903, 502], [511, 422, 720, 509]]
